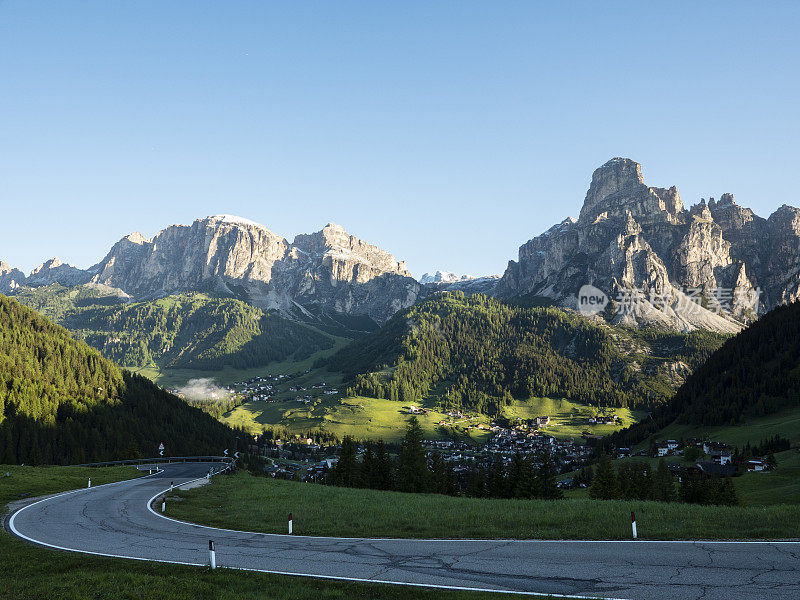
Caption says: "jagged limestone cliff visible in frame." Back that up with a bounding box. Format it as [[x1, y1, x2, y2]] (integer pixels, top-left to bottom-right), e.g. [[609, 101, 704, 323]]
[[496, 158, 798, 332]]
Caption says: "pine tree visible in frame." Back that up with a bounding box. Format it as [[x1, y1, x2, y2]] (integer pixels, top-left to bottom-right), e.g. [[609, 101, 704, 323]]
[[374, 440, 395, 490], [329, 436, 358, 487], [652, 459, 676, 502], [359, 441, 376, 488], [714, 477, 739, 506], [485, 458, 506, 498], [766, 452, 777, 471], [535, 446, 562, 499], [466, 467, 485, 497], [397, 416, 429, 493], [589, 454, 621, 500]]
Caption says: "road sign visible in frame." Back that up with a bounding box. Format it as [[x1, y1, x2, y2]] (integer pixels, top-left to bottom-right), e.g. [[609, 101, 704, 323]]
[[234, 451, 240, 458], [159, 442, 165, 456], [223, 448, 229, 456]]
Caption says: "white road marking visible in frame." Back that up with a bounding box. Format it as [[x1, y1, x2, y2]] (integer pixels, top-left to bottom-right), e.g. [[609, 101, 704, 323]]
[[9, 462, 800, 600]]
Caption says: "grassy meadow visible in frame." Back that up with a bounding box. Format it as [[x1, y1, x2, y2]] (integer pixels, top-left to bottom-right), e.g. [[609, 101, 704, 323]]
[[642, 405, 800, 450], [165, 470, 800, 540], [221, 391, 641, 442]]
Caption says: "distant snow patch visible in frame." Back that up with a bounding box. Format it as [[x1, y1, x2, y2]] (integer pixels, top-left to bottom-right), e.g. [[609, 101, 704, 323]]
[[208, 214, 269, 230]]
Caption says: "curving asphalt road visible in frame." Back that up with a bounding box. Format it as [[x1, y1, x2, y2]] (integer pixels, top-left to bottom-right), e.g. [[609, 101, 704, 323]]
[[6, 462, 800, 599]]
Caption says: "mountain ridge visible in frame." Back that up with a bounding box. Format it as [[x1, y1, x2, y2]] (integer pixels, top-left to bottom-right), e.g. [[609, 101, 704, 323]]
[[4, 158, 800, 332], [496, 158, 800, 332]]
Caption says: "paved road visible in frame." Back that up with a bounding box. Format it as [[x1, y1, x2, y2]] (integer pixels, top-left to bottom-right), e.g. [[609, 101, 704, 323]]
[[7, 462, 799, 599]]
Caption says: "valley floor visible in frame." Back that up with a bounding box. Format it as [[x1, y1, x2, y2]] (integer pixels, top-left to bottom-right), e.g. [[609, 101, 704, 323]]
[[223, 392, 642, 443]]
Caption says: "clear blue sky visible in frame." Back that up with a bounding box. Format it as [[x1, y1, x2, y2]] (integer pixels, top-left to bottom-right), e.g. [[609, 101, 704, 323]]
[[1, 1, 798, 277]]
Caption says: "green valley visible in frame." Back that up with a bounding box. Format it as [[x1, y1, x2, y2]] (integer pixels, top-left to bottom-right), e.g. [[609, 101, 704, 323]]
[[12, 284, 341, 375]]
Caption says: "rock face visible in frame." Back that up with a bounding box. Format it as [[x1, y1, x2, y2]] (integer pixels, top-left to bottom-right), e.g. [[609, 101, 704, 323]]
[[497, 158, 798, 332], [420, 271, 464, 285], [26, 258, 90, 287], [420, 271, 501, 296], [0, 261, 26, 293], [22, 216, 417, 323]]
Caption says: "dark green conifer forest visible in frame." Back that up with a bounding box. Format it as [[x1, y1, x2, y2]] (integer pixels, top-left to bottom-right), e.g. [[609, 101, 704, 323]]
[[609, 300, 800, 449], [0, 294, 237, 464], [324, 292, 724, 415]]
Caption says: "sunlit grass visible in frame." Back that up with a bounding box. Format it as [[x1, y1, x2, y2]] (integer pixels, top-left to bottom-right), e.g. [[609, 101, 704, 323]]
[[168, 471, 800, 540]]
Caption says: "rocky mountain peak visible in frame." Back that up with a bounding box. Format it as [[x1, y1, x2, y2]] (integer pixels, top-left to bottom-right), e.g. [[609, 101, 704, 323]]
[[709, 193, 736, 208], [495, 158, 800, 333], [420, 271, 473, 284], [0, 261, 25, 294], [31, 257, 63, 274], [26, 257, 90, 287], [317, 222, 351, 247], [580, 158, 644, 218], [124, 231, 149, 245], [578, 158, 684, 226], [205, 214, 271, 231]]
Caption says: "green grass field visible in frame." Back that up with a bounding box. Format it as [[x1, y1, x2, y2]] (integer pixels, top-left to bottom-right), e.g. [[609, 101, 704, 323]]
[[0, 464, 541, 600], [129, 333, 351, 389], [222, 392, 642, 442], [165, 470, 800, 540], [502, 398, 645, 438], [732, 450, 800, 505], [645, 406, 800, 449]]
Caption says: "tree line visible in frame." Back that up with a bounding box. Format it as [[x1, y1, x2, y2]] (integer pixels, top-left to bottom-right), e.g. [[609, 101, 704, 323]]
[[588, 455, 738, 506], [607, 301, 800, 451], [324, 292, 723, 415], [15, 288, 334, 371], [0, 294, 237, 464], [326, 417, 563, 499]]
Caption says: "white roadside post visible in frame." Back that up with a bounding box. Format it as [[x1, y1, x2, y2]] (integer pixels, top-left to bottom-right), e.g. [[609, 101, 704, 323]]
[[209, 540, 216, 570], [161, 497, 166, 513], [288, 513, 293, 535], [87, 477, 91, 489], [170, 481, 174, 492], [631, 511, 638, 539]]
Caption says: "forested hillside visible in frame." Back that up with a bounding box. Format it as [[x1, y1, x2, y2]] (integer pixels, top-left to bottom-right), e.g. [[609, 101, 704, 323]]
[[0, 294, 236, 464], [323, 292, 725, 415], [13, 286, 335, 370], [609, 301, 800, 449]]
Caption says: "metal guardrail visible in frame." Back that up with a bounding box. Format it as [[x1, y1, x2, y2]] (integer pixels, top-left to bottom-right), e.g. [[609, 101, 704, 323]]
[[73, 456, 235, 468]]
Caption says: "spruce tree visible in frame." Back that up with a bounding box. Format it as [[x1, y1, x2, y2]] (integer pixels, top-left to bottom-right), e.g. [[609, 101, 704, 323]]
[[329, 436, 358, 487], [714, 477, 739, 506], [535, 446, 562, 500], [589, 454, 621, 500], [374, 440, 395, 490], [397, 416, 429, 493], [652, 459, 676, 502]]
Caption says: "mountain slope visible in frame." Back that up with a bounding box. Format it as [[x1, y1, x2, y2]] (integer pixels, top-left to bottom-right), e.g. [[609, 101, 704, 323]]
[[608, 300, 800, 449], [496, 158, 800, 332], [322, 292, 726, 414], [2, 217, 420, 324], [12, 286, 336, 371], [0, 294, 236, 464]]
